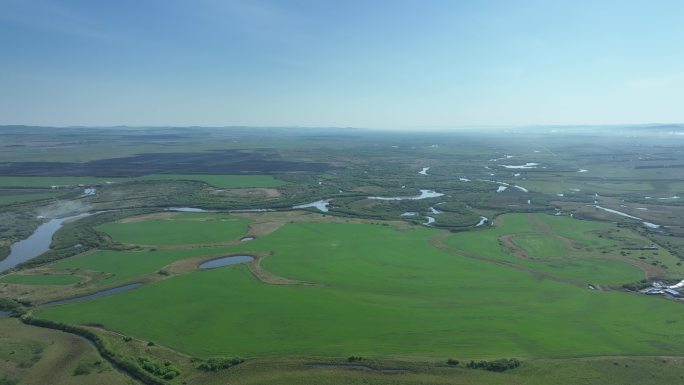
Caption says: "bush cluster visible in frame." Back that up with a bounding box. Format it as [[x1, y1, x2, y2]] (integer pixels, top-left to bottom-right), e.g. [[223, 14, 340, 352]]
[[137, 357, 181, 380], [0, 298, 28, 316], [622, 279, 652, 291], [72, 365, 91, 376], [466, 358, 521, 372], [196, 357, 244, 372]]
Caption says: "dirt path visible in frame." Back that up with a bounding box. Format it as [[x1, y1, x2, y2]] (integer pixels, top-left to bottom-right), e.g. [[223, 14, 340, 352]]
[[499, 234, 529, 259], [499, 232, 577, 260], [429, 232, 586, 287], [249, 255, 322, 286]]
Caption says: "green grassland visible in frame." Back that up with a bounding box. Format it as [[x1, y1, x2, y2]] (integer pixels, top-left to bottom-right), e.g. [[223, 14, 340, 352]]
[[49, 246, 239, 286], [0, 273, 83, 285], [443, 214, 650, 285], [0, 174, 284, 189], [37, 218, 684, 360], [510, 234, 568, 257], [535, 214, 616, 248], [96, 214, 249, 246], [0, 318, 131, 385]]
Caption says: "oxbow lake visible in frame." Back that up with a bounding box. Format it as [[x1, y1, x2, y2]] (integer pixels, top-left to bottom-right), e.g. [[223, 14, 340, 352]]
[[199, 255, 255, 269]]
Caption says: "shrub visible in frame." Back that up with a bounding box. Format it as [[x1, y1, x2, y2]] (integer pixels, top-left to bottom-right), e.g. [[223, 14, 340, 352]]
[[0, 298, 26, 316], [196, 357, 244, 372], [447, 358, 459, 366], [347, 356, 363, 362], [466, 358, 521, 372], [73, 362, 92, 376], [0, 377, 18, 385], [137, 357, 181, 379]]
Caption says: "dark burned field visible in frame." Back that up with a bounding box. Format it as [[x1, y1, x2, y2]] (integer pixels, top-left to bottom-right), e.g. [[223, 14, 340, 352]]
[[0, 149, 333, 176]]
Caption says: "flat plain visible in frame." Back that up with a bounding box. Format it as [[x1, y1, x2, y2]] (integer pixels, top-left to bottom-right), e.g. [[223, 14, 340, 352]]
[[2, 126, 684, 385]]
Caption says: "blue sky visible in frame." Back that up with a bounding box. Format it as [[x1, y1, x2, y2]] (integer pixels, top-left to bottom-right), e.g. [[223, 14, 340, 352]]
[[1, 0, 683, 128]]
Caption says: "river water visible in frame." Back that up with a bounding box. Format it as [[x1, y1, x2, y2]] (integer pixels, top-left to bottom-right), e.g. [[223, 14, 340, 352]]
[[44, 283, 143, 306], [0, 212, 93, 273], [369, 189, 444, 201], [293, 200, 330, 212]]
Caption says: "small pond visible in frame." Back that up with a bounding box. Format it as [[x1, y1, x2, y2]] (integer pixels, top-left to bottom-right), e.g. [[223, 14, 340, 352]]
[[199, 255, 254, 269]]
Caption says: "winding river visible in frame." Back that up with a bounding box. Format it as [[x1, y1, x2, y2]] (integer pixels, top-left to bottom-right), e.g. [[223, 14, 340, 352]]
[[0, 212, 93, 273], [369, 189, 444, 201], [590, 205, 662, 229]]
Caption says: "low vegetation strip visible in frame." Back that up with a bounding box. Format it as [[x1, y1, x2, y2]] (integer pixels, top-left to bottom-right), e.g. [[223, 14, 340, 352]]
[[0, 274, 83, 286], [21, 316, 170, 385], [0, 191, 64, 206]]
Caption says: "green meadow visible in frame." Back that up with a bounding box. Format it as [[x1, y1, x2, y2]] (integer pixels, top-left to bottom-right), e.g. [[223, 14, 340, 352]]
[[37, 216, 684, 359], [444, 214, 644, 285], [50, 246, 238, 286], [0, 274, 83, 285], [96, 213, 249, 245], [510, 234, 568, 257]]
